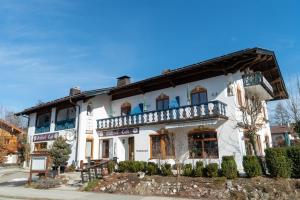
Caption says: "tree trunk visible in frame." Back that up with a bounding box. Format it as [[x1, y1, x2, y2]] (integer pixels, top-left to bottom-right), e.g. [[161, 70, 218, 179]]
[[249, 135, 258, 156], [57, 165, 61, 176]]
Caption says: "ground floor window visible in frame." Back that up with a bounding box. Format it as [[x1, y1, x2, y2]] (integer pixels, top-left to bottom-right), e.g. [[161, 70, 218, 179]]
[[102, 139, 110, 158], [188, 131, 218, 158], [34, 142, 47, 151], [150, 133, 175, 159], [85, 139, 93, 158]]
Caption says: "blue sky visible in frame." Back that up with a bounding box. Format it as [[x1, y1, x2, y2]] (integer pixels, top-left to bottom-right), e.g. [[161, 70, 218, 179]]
[[0, 0, 299, 112]]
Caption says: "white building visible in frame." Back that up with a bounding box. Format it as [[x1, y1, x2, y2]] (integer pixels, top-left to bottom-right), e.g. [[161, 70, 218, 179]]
[[17, 48, 288, 171]]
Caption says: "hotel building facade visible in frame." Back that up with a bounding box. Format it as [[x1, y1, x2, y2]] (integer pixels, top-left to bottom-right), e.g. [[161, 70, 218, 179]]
[[17, 48, 288, 171]]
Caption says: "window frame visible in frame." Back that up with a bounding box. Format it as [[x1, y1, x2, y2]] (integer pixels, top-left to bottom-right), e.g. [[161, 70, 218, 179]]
[[150, 132, 175, 159], [188, 130, 218, 159], [85, 139, 93, 159], [190, 86, 208, 105], [156, 94, 169, 111]]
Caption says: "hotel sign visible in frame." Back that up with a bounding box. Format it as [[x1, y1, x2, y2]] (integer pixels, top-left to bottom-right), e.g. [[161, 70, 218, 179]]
[[33, 132, 59, 142], [97, 127, 139, 137]]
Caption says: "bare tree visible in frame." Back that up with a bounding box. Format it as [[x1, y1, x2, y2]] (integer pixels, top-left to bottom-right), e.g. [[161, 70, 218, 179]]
[[237, 95, 264, 156], [286, 77, 300, 135], [0, 105, 27, 128], [273, 101, 290, 125]]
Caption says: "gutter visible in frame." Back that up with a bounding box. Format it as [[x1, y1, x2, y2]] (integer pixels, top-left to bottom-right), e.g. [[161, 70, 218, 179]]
[[69, 96, 81, 166]]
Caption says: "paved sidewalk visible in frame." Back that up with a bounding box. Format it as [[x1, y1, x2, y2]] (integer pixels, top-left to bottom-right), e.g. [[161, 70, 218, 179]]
[[0, 186, 192, 200]]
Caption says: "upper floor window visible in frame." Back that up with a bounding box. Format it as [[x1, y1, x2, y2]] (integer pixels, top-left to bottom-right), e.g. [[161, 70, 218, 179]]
[[191, 86, 207, 105], [87, 102, 93, 116], [121, 102, 131, 116], [55, 107, 76, 130], [156, 93, 169, 111], [35, 112, 51, 133]]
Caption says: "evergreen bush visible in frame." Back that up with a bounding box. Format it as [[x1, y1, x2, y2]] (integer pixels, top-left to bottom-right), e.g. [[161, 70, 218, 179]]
[[147, 162, 159, 175], [194, 161, 204, 177], [287, 146, 300, 178], [107, 161, 116, 174], [242, 156, 262, 177], [205, 163, 219, 177], [161, 163, 173, 176], [265, 148, 291, 178], [182, 164, 193, 176], [221, 156, 238, 179]]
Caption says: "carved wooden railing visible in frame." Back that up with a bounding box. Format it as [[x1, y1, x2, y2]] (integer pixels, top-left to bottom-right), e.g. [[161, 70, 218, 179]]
[[97, 100, 227, 130]]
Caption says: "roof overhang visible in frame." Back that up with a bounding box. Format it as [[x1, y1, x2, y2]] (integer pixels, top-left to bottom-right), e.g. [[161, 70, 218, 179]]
[[110, 47, 288, 101]]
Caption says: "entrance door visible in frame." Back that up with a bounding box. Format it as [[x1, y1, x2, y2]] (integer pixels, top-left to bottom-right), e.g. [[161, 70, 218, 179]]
[[128, 137, 134, 160], [102, 140, 109, 158]]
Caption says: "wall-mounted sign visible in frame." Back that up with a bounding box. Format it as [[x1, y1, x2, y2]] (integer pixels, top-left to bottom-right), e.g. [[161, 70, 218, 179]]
[[33, 132, 59, 142], [97, 127, 139, 137]]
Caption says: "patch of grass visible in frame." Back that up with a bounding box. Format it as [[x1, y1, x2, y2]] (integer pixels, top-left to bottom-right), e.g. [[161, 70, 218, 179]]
[[84, 179, 99, 191]]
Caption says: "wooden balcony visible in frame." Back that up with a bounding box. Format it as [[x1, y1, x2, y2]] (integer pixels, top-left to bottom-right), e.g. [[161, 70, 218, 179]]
[[242, 72, 274, 100], [97, 100, 227, 130]]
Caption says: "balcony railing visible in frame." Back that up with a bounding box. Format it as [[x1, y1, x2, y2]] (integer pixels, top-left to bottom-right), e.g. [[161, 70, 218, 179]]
[[55, 119, 76, 131], [97, 100, 227, 130], [35, 125, 50, 134], [242, 72, 274, 94]]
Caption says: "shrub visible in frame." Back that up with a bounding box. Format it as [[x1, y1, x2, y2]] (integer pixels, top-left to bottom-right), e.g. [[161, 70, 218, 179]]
[[287, 146, 300, 178], [107, 161, 116, 174], [182, 164, 193, 176], [118, 161, 129, 172], [147, 162, 159, 175], [194, 161, 204, 177], [84, 179, 99, 191], [221, 156, 238, 179], [242, 156, 262, 177], [161, 163, 173, 176], [265, 148, 291, 178], [135, 161, 147, 172], [66, 163, 76, 172], [205, 163, 219, 177]]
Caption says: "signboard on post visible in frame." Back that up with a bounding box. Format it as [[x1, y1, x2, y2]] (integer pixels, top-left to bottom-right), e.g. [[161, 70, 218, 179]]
[[28, 152, 50, 184]]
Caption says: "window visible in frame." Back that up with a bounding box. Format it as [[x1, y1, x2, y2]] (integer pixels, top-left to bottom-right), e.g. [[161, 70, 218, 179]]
[[188, 131, 218, 158], [102, 139, 109, 158], [156, 94, 169, 111], [36, 112, 51, 133], [191, 86, 207, 105], [55, 107, 76, 130], [121, 102, 131, 115], [87, 103, 93, 116], [85, 139, 93, 158], [34, 142, 47, 151], [150, 131, 175, 159]]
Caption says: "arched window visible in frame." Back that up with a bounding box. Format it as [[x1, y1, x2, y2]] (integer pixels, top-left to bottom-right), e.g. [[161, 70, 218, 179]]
[[87, 102, 93, 116], [188, 130, 218, 158], [191, 86, 207, 105], [156, 93, 169, 111], [121, 102, 131, 116]]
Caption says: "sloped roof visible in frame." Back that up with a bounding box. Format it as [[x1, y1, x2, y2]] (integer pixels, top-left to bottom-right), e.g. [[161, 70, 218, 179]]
[[0, 119, 23, 135]]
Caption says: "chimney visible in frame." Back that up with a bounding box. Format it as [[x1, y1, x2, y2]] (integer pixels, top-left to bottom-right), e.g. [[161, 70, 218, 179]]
[[117, 76, 131, 87], [69, 86, 81, 96]]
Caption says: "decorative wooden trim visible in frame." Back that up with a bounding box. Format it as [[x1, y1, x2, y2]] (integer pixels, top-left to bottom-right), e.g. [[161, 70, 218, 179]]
[[191, 86, 207, 94]]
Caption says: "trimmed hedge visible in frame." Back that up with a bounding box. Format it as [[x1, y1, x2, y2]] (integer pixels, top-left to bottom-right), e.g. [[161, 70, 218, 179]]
[[265, 148, 291, 178], [221, 156, 238, 179], [205, 163, 219, 177], [194, 161, 204, 177], [161, 163, 173, 176], [182, 164, 193, 176], [287, 146, 300, 178], [118, 161, 147, 173], [242, 156, 262, 177]]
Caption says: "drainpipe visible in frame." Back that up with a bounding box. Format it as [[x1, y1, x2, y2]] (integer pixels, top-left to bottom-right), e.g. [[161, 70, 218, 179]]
[[69, 97, 81, 166]]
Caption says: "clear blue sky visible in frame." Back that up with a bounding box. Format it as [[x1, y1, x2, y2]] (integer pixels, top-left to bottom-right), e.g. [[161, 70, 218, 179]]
[[0, 0, 299, 112]]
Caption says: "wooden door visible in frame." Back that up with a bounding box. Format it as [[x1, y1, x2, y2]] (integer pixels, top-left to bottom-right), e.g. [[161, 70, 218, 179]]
[[128, 137, 134, 160], [102, 140, 109, 158]]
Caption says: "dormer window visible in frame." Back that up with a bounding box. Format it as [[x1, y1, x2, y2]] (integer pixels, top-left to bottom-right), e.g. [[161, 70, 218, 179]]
[[191, 86, 207, 105], [121, 102, 131, 116], [156, 93, 169, 111]]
